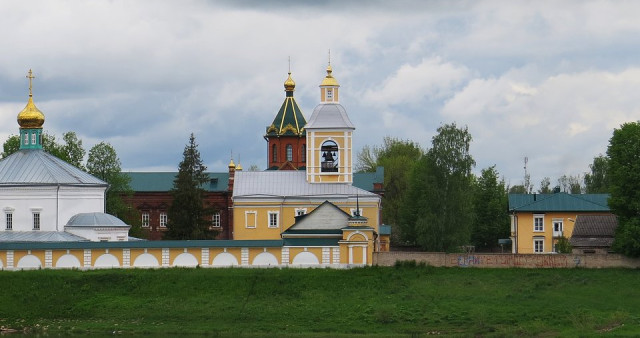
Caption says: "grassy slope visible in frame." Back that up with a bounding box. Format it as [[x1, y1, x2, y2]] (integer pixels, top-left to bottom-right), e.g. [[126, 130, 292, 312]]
[[0, 266, 639, 336]]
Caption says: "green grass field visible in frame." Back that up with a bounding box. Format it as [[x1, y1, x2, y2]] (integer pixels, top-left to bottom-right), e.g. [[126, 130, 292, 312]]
[[0, 265, 639, 336]]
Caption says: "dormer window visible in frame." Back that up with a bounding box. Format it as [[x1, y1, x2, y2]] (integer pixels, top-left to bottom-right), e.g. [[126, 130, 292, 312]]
[[321, 140, 339, 172]]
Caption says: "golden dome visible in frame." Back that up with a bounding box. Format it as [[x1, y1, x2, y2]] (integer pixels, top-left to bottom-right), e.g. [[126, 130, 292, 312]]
[[320, 64, 339, 87], [236, 163, 243, 171], [17, 96, 45, 128], [228, 158, 236, 168], [284, 72, 295, 92]]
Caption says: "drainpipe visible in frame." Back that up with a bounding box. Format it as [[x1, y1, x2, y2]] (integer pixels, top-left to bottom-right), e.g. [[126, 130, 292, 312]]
[[56, 184, 60, 231]]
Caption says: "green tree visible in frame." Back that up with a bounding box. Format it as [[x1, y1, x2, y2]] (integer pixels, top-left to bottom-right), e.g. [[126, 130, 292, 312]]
[[356, 137, 424, 244], [471, 166, 509, 250], [557, 174, 583, 194], [607, 122, 640, 257], [508, 185, 527, 194], [538, 177, 552, 193], [584, 154, 610, 193], [1, 135, 20, 158], [166, 134, 216, 240], [61, 132, 86, 169], [401, 123, 475, 251], [87, 142, 132, 219]]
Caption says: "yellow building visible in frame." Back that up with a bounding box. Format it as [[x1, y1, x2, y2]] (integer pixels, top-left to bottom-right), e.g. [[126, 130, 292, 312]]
[[231, 62, 386, 265], [509, 193, 611, 254]]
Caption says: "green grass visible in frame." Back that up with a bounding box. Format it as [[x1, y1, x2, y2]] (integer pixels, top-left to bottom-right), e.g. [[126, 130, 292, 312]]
[[0, 266, 639, 336]]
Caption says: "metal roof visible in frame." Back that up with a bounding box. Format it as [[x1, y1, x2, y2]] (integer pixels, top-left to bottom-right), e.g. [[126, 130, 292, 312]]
[[125, 172, 229, 192], [571, 214, 618, 238], [233, 171, 378, 198], [508, 193, 609, 212], [305, 103, 355, 130], [0, 231, 89, 242], [265, 94, 306, 137], [0, 149, 107, 186], [66, 212, 128, 227]]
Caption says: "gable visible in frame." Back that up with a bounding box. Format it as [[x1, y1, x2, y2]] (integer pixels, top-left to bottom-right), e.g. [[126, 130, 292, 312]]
[[286, 201, 350, 231]]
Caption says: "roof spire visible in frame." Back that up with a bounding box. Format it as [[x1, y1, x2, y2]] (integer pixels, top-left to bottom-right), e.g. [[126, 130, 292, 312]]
[[284, 58, 295, 92]]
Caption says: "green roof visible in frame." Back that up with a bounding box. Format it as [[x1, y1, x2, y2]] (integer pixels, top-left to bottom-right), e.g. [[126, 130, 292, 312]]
[[283, 238, 339, 247], [125, 172, 229, 192], [508, 193, 610, 212], [353, 166, 384, 192], [265, 93, 306, 137], [379, 225, 392, 235]]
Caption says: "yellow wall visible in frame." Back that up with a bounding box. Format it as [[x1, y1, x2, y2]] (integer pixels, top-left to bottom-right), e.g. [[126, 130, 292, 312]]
[[233, 200, 380, 240], [513, 211, 610, 254]]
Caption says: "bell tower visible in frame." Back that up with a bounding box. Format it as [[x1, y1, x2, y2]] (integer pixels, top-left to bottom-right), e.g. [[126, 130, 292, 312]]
[[305, 59, 355, 183]]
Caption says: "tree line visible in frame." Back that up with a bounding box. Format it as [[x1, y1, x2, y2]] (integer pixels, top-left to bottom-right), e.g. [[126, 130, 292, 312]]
[[357, 121, 640, 257], [357, 123, 509, 252]]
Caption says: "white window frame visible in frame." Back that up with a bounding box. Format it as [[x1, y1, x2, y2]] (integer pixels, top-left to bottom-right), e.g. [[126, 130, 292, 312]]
[[295, 208, 307, 216], [533, 238, 544, 253], [268, 211, 279, 228], [533, 214, 544, 232], [553, 219, 563, 232], [212, 211, 221, 228], [142, 212, 150, 227], [159, 212, 167, 228], [31, 132, 36, 145], [245, 211, 257, 228], [32, 212, 40, 230], [23, 133, 28, 145]]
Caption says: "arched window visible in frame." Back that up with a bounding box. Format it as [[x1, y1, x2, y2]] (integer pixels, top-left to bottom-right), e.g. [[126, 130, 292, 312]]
[[301, 144, 306, 162], [321, 140, 339, 172], [272, 144, 277, 163], [286, 144, 293, 162]]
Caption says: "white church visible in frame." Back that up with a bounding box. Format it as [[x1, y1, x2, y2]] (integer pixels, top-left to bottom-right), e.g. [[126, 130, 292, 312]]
[[0, 70, 130, 242]]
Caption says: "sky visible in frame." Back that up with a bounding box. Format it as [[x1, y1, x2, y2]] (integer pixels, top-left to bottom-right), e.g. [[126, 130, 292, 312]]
[[1, 0, 639, 190]]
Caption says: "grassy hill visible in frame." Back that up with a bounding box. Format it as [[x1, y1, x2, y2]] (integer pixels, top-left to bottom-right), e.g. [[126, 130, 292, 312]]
[[0, 265, 639, 336]]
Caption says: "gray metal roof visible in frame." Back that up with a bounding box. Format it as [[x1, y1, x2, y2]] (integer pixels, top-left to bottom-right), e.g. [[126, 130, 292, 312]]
[[66, 212, 128, 227], [305, 103, 355, 130], [0, 149, 107, 186], [0, 231, 89, 242], [233, 171, 377, 198]]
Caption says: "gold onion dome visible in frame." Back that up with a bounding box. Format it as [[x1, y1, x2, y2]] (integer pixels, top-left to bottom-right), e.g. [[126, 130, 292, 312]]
[[18, 96, 45, 128], [320, 64, 339, 87], [228, 158, 236, 168], [284, 72, 295, 92]]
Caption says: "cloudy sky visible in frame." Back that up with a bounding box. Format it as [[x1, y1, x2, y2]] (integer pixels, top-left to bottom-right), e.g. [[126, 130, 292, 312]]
[[1, 1, 639, 189]]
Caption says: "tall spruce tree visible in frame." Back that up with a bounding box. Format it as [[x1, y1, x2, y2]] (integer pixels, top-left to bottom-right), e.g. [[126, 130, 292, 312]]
[[166, 134, 215, 240], [471, 166, 509, 250]]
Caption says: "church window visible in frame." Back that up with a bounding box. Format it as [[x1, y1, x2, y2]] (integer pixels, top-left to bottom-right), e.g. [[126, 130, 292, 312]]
[[32, 212, 40, 230], [327, 88, 333, 101], [272, 144, 277, 163], [142, 212, 150, 227], [286, 144, 293, 161], [5, 212, 12, 230], [268, 211, 279, 228], [321, 140, 339, 172], [212, 212, 221, 227], [295, 208, 307, 216], [31, 132, 36, 145], [159, 212, 167, 227], [23, 133, 29, 145], [301, 144, 306, 162]]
